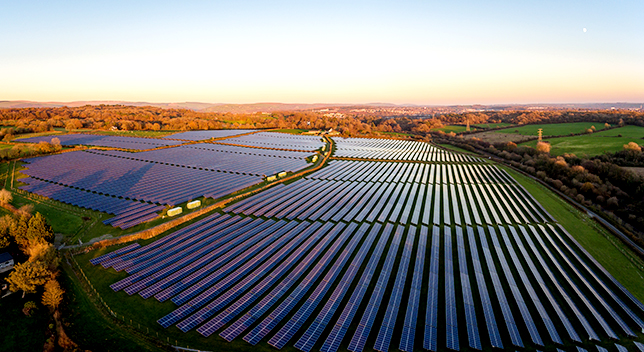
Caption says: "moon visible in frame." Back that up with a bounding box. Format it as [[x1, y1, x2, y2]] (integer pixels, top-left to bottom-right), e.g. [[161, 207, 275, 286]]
[[583, 28, 587, 32]]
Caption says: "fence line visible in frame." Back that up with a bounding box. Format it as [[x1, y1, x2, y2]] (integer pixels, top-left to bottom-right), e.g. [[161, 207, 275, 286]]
[[67, 253, 211, 352]]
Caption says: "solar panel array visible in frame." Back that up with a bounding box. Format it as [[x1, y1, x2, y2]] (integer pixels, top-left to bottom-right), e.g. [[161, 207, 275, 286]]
[[19, 133, 184, 150], [87, 143, 312, 176], [89, 136, 644, 352], [217, 132, 325, 151], [19, 177, 164, 229], [19, 131, 320, 229], [224, 160, 551, 226], [163, 130, 257, 141], [333, 137, 482, 162], [21, 151, 260, 206]]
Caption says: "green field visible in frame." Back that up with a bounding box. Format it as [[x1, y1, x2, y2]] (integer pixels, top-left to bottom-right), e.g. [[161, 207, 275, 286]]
[[433, 125, 476, 133], [472, 122, 514, 129], [270, 129, 313, 134], [13, 130, 64, 140], [496, 122, 608, 137], [504, 167, 644, 303], [520, 125, 644, 156]]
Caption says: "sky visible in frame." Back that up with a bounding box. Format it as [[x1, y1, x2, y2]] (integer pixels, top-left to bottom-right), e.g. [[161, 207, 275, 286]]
[[1, 0, 643, 105]]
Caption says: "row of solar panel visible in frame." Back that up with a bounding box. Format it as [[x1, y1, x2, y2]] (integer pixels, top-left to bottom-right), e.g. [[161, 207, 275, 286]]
[[19, 177, 164, 229], [21, 150, 261, 205], [220, 132, 325, 151], [87, 144, 311, 176], [163, 130, 257, 141], [310, 160, 513, 184], [94, 212, 644, 352], [19, 133, 185, 150], [225, 176, 552, 227], [332, 137, 482, 162], [333, 148, 481, 162]]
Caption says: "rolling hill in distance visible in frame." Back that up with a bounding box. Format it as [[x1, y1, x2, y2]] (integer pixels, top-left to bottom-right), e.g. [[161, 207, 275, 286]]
[[0, 100, 642, 113]]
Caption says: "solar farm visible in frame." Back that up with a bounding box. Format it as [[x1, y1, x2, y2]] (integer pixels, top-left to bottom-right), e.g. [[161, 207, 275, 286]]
[[19, 131, 644, 351], [17, 130, 321, 229]]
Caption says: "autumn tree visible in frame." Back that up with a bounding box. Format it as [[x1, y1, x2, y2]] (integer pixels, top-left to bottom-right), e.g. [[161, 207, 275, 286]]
[[42, 279, 64, 311], [7, 261, 50, 298], [10, 215, 30, 249], [536, 141, 551, 153], [27, 241, 59, 270], [0, 225, 9, 249], [26, 212, 54, 244], [624, 142, 642, 152], [0, 188, 12, 204]]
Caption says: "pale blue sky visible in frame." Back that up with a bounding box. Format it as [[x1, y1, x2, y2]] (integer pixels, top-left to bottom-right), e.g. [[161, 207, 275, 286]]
[[1, 1, 642, 104]]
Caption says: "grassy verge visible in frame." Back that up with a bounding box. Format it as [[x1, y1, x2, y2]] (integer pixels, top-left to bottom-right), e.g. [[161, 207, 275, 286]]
[[502, 166, 644, 302], [437, 143, 479, 155], [270, 128, 312, 134]]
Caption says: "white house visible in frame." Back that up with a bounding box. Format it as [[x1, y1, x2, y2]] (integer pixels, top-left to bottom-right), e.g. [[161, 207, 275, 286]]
[[0, 252, 14, 273]]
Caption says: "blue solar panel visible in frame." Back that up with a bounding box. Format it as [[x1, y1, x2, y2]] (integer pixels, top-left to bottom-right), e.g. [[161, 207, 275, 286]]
[[477, 227, 523, 348], [295, 223, 380, 352], [219, 222, 340, 342], [527, 225, 617, 339], [455, 226, 480, 350], [321, 223, 392, 352], [399, 225, 427, 352], [243, 223, 352, 346], [373, 225, 414, 352], [268, 223, 366, 349], [347, 225, 403, 352], [538, 224, 636, 337]]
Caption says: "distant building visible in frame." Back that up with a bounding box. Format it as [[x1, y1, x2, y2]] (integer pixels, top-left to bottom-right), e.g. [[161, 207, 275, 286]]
[[0, 252, 14, 273]]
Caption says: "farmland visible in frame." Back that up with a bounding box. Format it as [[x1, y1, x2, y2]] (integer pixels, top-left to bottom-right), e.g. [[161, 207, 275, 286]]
[[13, 130, 644, 351], [472, 123, 515, 129], [432, 125, 476, 133], [495, 122, 609, 137], [520, 125, 644, 156]]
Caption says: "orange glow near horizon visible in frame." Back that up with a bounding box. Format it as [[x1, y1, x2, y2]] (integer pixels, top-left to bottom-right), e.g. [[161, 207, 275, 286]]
[[1, 1, 643, 105]]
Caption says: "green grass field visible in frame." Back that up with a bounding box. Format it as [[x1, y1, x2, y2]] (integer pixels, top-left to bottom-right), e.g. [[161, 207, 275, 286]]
[[270, 128, 312, 134], [13, 130, 65, 140], [496, 122, 608, 137], [503, 167, 644, 303], [472, 122, 514, 129], [520, 125, 644, 156], [379, 131, 414, 138], [433, 125, 476, 133]]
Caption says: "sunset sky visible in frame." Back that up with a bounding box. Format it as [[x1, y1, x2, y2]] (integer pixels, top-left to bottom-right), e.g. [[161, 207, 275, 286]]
[[1, 0, 642, 105]]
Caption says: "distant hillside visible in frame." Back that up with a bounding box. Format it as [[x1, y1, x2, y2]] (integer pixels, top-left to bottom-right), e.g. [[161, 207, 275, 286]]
[[0, 100, 336, 113], [200, 103, 340, 113], [0, 100, 642, 113]]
